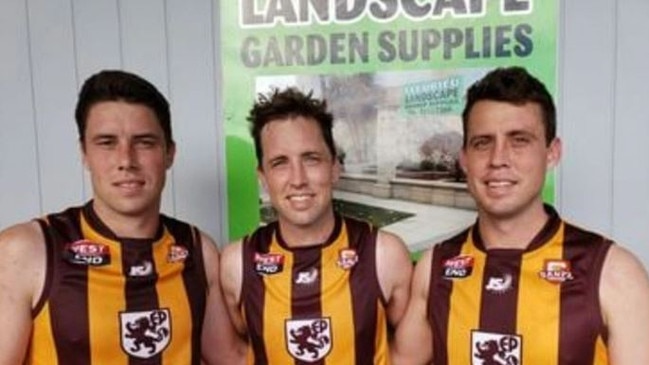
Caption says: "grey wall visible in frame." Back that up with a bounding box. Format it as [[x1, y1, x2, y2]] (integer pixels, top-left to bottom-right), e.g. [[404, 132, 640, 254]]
[[0, 0, 227, 243], [559, 0, 649, 266], [0, 0, 647, 265]]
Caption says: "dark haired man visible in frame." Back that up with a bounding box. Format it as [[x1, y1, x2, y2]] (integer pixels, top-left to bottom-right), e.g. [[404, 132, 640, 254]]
[[392, 67, 649, 364], [220, 87, 412, 364], [0, 70, 241, 364]]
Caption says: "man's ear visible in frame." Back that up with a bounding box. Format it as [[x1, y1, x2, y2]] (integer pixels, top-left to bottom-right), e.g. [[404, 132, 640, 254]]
[[332, 158, 341, 183], [80, 140, 89, 170], [547, 137, 562, 169], [459, 148, 468, 174], [165, 143, 176, 169], [257, 166, 268, 191]]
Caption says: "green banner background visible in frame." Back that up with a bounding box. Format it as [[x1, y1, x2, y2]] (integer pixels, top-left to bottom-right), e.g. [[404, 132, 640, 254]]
[[221, 1, 558, 240]]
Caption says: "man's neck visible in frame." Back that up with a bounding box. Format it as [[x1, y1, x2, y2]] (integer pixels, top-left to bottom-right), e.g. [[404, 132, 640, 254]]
[[92, 202, 161, 239], [478, 205, 549, 250], [278, 212, 336, 248]]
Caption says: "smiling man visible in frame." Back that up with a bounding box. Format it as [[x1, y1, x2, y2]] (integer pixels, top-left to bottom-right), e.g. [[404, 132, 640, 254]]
[[0, 70, 241, 365], [391, 66, 649, 365], [220, 87, 412, 364]]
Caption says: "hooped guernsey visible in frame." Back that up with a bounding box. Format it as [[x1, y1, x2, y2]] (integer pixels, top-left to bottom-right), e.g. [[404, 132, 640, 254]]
[[241, 214, 391, 364], [428, 205, 613, 365], [28, 201, 207, 365]]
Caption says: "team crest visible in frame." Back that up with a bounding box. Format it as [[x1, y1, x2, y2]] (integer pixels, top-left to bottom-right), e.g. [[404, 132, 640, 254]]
[[472, 330, 522, 365], [64, 239, 110, 266], [539, 259, 574, 284], [120, 309, 171, 358], [337, 249, 358, 270], [442, 255, 474, 279], [254, 252, 285, 275], [285, 318, 332, 362], [167, 244, 189, 263]]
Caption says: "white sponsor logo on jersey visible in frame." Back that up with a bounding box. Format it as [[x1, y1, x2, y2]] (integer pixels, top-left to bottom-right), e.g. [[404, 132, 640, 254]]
[[485, 273, 513, 294], [129, 260, 153, 277], [295, 267, 318, 285]]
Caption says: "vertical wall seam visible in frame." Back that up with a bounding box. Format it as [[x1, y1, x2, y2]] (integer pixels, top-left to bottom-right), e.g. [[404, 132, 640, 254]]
[[116, 0, 124, 68], [210, 0, 229, 244], [69, 0, 85, 201], [162, 0, 177, 216], [610, 0, 619, 236], [556, 0, 567, 211], [24, 0, 44, 215]]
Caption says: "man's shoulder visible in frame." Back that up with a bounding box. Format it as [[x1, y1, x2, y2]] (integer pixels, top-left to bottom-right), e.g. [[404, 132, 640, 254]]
[[0, 220, 45, 262]]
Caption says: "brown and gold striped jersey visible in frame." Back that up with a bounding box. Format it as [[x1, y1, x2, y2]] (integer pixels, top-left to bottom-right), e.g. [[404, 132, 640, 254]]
[[428, 205, 612, 365], [28, 202, 207, 365], [241, 215, 391, 364]]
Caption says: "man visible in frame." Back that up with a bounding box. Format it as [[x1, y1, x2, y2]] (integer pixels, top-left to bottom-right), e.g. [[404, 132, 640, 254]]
[[392, 66, 649, 365], [220, 87, 412, 364], [0, 70, 241, 364]]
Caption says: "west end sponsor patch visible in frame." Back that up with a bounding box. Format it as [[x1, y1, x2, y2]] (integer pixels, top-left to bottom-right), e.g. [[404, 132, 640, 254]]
[[442, 255, 474, 279], [254, 252, 285, 275], [539, 259, 574, 284], [64, 239, 110, 266]]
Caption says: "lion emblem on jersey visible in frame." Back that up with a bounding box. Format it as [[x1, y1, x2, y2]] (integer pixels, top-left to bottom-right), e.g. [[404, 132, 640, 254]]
[[285, 318, 332, 361], [472, 330, 521, 365], [120, 309, 171, 358]]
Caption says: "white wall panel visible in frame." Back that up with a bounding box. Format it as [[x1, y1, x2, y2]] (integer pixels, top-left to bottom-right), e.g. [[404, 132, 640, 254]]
[[166, 0, 223, 241], [612, 0, 649, 265], [26, 0, 84, 214], [559, 0, 616, 234], [0, 0, 41, 227]]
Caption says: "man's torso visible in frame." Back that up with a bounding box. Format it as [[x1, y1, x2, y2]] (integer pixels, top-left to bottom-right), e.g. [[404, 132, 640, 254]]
[[28, 202, 207, 365], [241, 215, 391, 364]]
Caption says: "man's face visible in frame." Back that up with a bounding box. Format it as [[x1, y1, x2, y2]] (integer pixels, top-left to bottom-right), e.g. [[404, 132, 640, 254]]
[[258, 116, 340, 232], [460, 100, 560, 220], [82, 101, 175, 221]]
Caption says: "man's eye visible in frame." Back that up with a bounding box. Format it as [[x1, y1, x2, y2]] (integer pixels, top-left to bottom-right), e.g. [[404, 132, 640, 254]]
[[136, 139, 157, 148], [96, 139, 115, 147], [471, 139, 490, 150], [304, 155, 321, 164], [269, 159, 287, 168], [513, 136, 530, 144]]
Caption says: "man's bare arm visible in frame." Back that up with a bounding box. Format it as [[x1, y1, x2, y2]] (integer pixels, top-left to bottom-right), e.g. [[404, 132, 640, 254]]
[[376, 230, 413, 328], [219, 240, 248, 337], [391, 248, 434, 365], [200, 234, 246, 365], [0, 222, 46, 364], [600, 244, 649, 364]]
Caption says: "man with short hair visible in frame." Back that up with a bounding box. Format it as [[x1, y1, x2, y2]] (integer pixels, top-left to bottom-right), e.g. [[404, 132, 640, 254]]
[[392, 66, 649, 364], [0, 70, 241, 364], [220, 87, 412, 364]]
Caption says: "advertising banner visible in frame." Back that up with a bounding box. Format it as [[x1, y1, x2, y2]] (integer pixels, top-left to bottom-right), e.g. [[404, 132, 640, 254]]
[[221, 0, 558, 241]]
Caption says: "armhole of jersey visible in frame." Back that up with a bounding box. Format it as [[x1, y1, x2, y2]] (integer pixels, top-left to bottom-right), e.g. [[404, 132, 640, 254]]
[[373, 226, 389, 307], [239, 235, 250, 311], [594, 238, 614, 343], [191, 226, 208, 292], [31, 218, 54, 318]]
